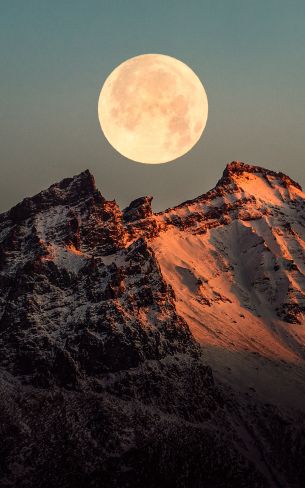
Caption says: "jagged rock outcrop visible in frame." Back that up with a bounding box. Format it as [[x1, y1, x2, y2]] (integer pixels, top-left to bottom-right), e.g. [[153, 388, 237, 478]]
[[1, 162, 305, 488], [123, 195, 153, 221], [0, 172, 197, 388], [123, 195, 160, 239]]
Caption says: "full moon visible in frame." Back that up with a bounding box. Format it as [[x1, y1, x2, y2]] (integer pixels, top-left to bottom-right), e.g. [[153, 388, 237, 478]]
[[98, 54, 208, 164]]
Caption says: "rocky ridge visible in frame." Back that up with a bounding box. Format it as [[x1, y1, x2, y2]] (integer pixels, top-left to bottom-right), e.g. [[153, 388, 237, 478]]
[[0, 170, 197, 388]]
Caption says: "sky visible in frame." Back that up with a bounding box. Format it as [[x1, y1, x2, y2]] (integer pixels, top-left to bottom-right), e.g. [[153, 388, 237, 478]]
[[1, 0, 304, 212]]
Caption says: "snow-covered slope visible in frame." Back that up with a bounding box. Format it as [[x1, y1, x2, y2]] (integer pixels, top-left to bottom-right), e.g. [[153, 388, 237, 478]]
[[150, 162, 305, 411], [153, 161, 305, 362]]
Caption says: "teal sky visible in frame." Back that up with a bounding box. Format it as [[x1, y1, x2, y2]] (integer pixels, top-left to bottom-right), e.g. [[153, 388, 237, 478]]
[[1, 0, 304, 212]]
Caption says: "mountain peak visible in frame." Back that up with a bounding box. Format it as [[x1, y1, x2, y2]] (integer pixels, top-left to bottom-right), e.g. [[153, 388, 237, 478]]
[[6, 169, 102, 223], [220, 160, 302, 191], [43, 168, 97, 198]]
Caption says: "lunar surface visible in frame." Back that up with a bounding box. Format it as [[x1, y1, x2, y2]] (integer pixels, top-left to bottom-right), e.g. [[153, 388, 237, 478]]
[[98, 53, 208, 164]]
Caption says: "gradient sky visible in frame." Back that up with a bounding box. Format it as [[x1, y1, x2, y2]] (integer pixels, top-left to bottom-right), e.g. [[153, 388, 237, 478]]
[[1, 0, 304, 212]]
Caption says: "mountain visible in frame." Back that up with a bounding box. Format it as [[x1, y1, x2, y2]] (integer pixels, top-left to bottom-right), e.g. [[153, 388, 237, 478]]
[[0, 162, 305, 488]]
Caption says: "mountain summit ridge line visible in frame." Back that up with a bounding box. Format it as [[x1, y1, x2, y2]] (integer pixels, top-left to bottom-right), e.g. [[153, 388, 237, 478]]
[[1, 161, 302, 221]]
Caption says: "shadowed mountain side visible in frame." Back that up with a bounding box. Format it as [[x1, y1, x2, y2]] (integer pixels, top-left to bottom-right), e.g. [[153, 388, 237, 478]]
[[1, 353, 305, 488], [202, 345, 305, 410]]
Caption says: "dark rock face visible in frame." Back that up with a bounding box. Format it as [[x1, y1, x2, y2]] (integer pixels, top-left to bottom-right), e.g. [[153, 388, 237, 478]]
[[123, 196, 160, 239], [1, 165, 305, 487], [123, 195, 153, 221], [0, 175, 197, 389]]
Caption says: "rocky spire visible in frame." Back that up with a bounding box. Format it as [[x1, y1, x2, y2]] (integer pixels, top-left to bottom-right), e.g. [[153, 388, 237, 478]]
[[123, 196, 153, 222], [6, 169, 102, 223]]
